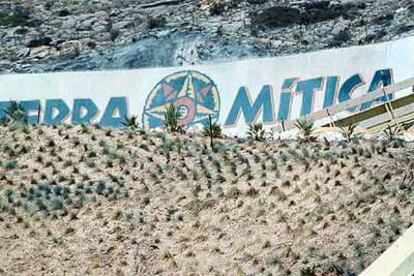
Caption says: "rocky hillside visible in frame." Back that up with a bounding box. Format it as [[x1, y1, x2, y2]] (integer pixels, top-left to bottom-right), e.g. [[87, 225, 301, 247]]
[[0, 125, 413, 275], [0, 0, 413, 73]]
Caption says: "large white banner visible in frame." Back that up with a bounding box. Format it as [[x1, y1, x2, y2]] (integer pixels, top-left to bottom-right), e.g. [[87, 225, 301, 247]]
[[0, 36, 413, 136]]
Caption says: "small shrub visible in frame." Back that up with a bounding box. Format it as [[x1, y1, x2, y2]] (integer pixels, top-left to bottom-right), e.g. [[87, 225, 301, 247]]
[[113, 210, 123, 220], [383, 125, 400, 142], [246, 186, 258, 197], [2, 160, 17, 170], [247, 123, 266, 141], [164, 104, 184, 133], [227, 186, 241, 199], [265, 253, 280, 266], [203, 121, 222, 138], [161, 134, 173, 163], [123, 115, 142, 132], [340, 122, 358, 142], [295, 117, 314, 139], [53, 236, 64, 245], [300, 267, 316, 276]]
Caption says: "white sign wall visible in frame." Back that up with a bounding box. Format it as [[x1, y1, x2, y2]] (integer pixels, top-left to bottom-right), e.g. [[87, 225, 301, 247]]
[[0, 36, 413, 136]]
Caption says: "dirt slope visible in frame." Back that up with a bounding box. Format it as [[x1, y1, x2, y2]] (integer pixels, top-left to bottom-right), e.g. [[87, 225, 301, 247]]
[[0, 125, 413, 275]]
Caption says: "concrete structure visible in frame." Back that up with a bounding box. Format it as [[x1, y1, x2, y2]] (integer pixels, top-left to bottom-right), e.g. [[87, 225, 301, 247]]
[[361, 225, 414, 276]]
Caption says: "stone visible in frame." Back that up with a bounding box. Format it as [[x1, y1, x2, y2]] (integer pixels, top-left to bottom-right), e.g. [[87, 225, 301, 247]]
[[62, 17, 77, 29], [109, 10, 119, 17], [93, 24, 108, 33], [94, 11, 109, 19], [49, 19, 63, 27], [83, 38, 98, 49], [78, 18, 95, 31], [56, 40, 81, 58], [360, 29, 387, 44], [332, 21, 349, 36], [29, 46, 51, 59], [113, 20, 133, 30], [394, 24, 414, 35], [16, 48, 31, 58], [371, 13, 395, 25], [95, 32, 112, 42], [330, 29, 351, 46]]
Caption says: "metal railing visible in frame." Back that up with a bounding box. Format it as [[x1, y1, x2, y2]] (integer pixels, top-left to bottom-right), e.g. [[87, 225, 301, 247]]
[[272, 77, 414, 133]]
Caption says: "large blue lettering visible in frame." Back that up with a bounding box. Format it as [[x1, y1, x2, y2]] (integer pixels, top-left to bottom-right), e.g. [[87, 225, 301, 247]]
[[100, 97, 128, 128], [225, 86, 274, 126], [277, 78, 297, 121], [0, 101, 39, 124], [295, 77, 324, 117], [323, 76, 339, 109], [20, 100, 41, 125], [72, 99, 99, 125], [43, 99, 70, 126], [338, 74, 365, 112], [360, 69, 394, 111], [0, 101, 11, 121]]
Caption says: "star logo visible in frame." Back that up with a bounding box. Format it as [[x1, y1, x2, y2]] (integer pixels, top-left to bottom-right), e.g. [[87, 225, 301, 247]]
[[143, 71, 220, 129]]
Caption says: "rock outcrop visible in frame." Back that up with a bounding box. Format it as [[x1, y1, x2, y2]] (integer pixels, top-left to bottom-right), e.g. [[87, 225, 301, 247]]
[[0, 0, 413, 73]]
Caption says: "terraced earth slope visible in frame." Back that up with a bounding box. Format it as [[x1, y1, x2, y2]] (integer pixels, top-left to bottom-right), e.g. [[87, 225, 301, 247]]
[[0, 125, 413, 275]]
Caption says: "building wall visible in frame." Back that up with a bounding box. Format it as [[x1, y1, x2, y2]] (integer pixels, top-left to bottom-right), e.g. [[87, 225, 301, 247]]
[[1, 36, 413, 135]]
